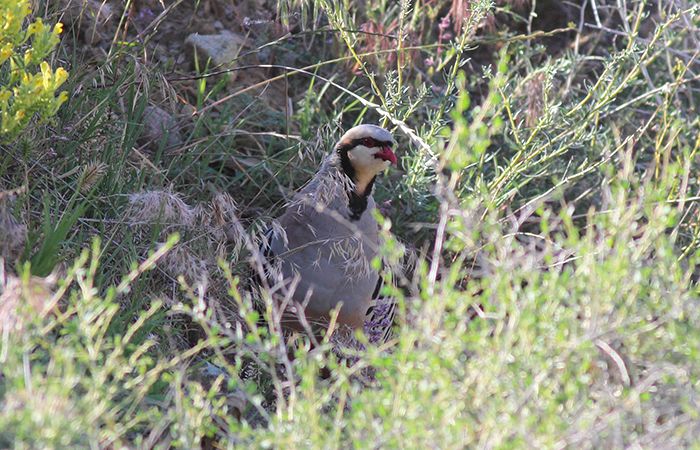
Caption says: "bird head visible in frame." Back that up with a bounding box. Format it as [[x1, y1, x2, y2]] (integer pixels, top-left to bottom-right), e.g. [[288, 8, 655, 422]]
[[335, 125, 397, 195]]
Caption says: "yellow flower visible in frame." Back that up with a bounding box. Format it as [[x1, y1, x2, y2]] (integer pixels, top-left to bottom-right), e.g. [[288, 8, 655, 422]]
[[27, 18, 45, 36], [55, 67, 68, 86], [20, 2, 31, 17], [0, 1, 70, 141], [0, 44, 12, 64], [0, 45, 11, 59], [41, 61, 51, 87], [24, 48, 34, 65]]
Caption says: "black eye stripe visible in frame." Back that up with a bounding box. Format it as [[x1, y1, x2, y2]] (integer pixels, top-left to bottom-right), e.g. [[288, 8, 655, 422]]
[[354, 138, 393, 149]]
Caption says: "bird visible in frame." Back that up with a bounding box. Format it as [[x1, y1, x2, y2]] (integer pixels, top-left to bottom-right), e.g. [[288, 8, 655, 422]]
[[259, 124, 398, 338]]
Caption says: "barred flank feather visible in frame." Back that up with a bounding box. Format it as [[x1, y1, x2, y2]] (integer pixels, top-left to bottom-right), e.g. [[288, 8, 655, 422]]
[[364, 297, 395, 344]]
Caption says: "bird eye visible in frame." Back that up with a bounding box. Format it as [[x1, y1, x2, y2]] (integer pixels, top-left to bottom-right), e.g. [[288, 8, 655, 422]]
[[361, 137, 376, 147]]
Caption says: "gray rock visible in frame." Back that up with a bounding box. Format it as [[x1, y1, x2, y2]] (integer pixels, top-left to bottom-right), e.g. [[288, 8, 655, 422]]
[[183, 30, 249, 73], [137, 105, 182, 152]]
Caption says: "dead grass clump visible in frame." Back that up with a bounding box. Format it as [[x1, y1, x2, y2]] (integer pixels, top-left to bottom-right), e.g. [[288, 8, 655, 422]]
[[127, 189, 197, 228], [124, 189, 244, 289], [207, 191, 245, 260], [0, 268, 57, 337], [158, 244, 210, 287]]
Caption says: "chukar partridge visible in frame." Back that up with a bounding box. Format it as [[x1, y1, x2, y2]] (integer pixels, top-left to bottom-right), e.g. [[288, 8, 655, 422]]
[[263, 124, 397, 335]]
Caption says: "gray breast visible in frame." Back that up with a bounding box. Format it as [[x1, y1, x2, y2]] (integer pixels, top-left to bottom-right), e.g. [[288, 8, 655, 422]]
[[268, 161, 381, 330]]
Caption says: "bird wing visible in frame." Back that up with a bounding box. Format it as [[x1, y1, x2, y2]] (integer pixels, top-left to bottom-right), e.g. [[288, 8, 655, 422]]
[[264, 188, 383, 327]]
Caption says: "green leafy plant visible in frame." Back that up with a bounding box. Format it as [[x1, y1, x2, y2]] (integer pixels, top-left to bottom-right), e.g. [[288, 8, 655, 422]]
[[0, 0, 68, 141]]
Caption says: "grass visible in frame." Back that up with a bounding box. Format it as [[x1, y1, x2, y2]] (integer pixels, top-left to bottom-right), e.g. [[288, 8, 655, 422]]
[[2, 0, 700, 448]]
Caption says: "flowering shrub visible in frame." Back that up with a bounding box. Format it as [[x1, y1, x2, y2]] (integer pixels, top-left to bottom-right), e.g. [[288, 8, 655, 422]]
[[0, 0, 68, 142]]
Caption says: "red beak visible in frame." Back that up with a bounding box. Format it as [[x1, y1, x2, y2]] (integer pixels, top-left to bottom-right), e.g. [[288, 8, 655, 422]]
[[374, 146, 397, 165]]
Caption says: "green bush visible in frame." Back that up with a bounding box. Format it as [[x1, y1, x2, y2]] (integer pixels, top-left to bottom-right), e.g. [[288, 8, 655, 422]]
[[0, 0, 68, 141]]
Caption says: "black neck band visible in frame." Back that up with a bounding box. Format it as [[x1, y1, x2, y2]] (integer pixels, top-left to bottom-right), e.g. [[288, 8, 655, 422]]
[[337, 143, 375, 221]]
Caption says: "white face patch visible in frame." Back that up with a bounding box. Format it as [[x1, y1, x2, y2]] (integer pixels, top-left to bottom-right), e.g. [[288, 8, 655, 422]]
[[348, 145, 392, 177], [346, 144, 393, 195], [336, 125, 397, 195]]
